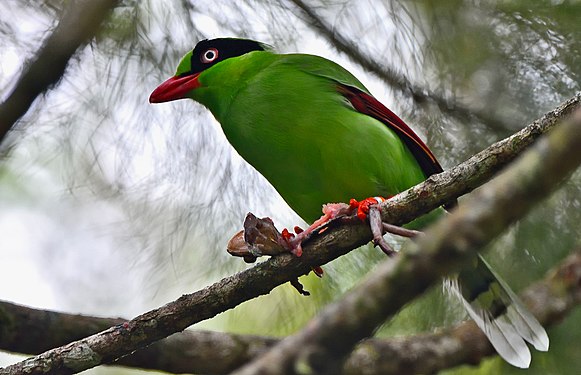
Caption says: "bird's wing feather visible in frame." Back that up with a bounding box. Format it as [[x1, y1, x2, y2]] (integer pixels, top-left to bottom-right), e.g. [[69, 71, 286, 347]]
[[336, 83, 444, 179], [277, 54, 456, 208]]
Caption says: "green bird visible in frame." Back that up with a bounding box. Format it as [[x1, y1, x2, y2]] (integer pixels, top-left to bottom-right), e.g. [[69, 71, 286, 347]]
[[150, 38, 548, 367]]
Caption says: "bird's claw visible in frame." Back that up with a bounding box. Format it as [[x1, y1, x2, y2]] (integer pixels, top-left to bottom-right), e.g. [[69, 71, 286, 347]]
[[381, 223, 422, 238], [349, 197, 387, 221], [312, 266, 324, 277], [368, 204, 397, 256], [281, 227, 303, 257], [279, 202, 355, 257], [349, 196, 423, 256]]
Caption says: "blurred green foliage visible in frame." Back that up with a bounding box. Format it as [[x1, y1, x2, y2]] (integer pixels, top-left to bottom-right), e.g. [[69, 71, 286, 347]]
[[0, 0, 580, 374]]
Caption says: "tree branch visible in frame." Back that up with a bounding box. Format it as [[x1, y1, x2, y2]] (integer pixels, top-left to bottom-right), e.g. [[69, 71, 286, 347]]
[[231, 108, 581, 374], [1, 93, 579, 374], [0, 0, 119, 146], [342, 249, 581, 374], [2, 248, 581, 374], [289, 0, 513, 131], [0, 300, 277, 375]]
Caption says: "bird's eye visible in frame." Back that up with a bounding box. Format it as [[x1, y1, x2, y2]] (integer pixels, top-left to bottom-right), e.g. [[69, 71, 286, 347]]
[[201, 48, 219, 63]]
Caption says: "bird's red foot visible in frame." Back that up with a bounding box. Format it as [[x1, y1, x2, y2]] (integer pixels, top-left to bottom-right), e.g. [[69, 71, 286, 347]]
[[349, 197, 388, 221], [348, 196, 422, 257], [281, 202, 353, 257], [350, 197, 396, 256], [282, 227, 303, 257]]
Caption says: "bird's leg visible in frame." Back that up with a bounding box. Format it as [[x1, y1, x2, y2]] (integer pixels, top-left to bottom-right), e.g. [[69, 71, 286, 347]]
[[381, 223, 422, 238], [282, 202, 353, 257], [282, 198, 385, 256], [367, 205, 396, 256], [349, 196, 423, 255], [282, 196, 424, 258], [349, 197, 387, 221], [280, 228, 323, 276]]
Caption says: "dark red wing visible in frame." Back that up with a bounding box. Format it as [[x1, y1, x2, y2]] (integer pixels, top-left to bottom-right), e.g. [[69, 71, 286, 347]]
[[337, 83, 443, 178], [337, 84, 457, 210]]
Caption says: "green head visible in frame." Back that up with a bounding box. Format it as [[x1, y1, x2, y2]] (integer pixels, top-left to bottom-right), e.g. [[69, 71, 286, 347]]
[[149, 38, 268, 104]]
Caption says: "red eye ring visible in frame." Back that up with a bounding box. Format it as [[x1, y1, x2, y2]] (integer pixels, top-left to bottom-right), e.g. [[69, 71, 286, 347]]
[[201, 48, 219, 63]]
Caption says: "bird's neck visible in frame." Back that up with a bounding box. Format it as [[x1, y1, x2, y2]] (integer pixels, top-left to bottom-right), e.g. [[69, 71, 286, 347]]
[[189, 51, 277, 121]]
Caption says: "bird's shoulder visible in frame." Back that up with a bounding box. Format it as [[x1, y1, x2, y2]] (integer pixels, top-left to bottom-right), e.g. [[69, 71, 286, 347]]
[[262, 53, 370, 93]]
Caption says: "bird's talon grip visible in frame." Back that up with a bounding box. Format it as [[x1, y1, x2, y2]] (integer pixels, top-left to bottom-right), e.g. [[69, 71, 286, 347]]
[[282, 228, 294, 241], [350, 197, 386, 221]]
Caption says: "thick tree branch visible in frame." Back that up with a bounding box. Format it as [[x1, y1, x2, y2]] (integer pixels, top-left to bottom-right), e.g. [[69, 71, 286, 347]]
[[342, 249, 581, 374], [232, 109, 581, 374], [2, 248, 581, 374], [1, 94, 579, 374], [0, 300, 277, 375], [0, 0, 119, 145], [289, 0, 513, 131]]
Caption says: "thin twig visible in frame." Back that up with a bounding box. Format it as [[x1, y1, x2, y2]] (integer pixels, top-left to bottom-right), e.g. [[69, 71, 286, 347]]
[[0, 0, 119, 146]]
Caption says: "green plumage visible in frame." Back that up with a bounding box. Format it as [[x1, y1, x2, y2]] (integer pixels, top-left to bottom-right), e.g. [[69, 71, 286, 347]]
[[150, 38, 548, 368], [185, 50, 425, 222]]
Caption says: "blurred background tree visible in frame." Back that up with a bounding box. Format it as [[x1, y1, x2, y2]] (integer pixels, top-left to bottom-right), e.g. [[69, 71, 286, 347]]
[[0, 0, 579, 373]]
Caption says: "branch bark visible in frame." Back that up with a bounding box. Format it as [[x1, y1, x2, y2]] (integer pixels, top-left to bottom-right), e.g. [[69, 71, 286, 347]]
[[0, 0, 119, 146], [0, 94, 579, 374], [232, 108, 581, 374], [0, 300, 277, 375], [2, 248, 581, 374], [343, 248, 581, 374]]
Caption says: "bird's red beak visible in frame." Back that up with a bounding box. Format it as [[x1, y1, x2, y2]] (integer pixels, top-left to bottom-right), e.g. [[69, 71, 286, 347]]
[[149, 73, 201, 103]]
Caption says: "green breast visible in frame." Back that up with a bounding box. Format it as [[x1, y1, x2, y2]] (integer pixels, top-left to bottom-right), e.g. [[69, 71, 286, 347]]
[[194, 53, 427, 223]]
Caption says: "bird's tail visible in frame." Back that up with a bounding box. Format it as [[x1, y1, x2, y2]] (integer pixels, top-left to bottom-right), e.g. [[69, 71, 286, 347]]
[[444, 255, 549, 368]]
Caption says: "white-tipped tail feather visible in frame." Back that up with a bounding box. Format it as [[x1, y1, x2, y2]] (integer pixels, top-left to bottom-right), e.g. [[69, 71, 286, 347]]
[[444, 255, 549, 368]]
